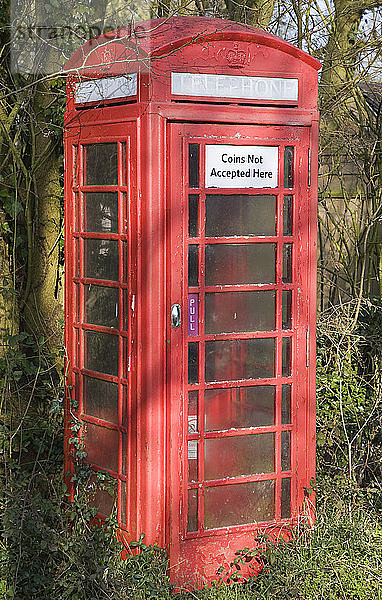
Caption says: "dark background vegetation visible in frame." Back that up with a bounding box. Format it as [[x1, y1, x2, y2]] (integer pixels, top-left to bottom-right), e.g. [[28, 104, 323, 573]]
[[1, 0, 382, 597]]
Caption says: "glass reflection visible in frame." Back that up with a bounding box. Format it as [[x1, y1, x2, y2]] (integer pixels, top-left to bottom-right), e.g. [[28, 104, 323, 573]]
[[204, 480, 275, 529], [206, 195, 276, 237], [205, 338, 275, 382]]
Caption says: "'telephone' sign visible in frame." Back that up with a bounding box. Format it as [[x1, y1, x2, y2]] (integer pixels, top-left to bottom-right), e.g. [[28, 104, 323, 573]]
[[205, 145, 278, 188]]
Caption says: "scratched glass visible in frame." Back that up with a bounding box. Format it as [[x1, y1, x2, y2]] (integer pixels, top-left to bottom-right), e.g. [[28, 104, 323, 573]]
[[204, 433, 274, 480], [281, 478, 291, 519], [205, 244, 276, 285], [84, 192, 118, 233], [188, 144, 199, 188], [283, 195, 293, 235], [205, 291, 275, 333], [187, 489, 198, 532], [83, 375, 118, 424], [84, 284, 119, 329], [85, 143, 118, 186], [188, 441, 198, 482], [188, 391, 198, 434], [282, 337, 292, 377], [282, 290, 292, 330], [74, 192, 79, 231], [206, 195, 276, 237], [284, 146, 294, 189], [281, 431, 291, 471], [204, 480, 275, 529], [204, 386, 275, 431], [188, 342, 199, 384], [88, 474, 116, 517], [188, 195, 199, 237], [120, 482, 127, 524], [282, 384, 292, 424], [85, 330, 119, 376], [188, 245, 199, 287], [205, 338, 275, 382], [283, 244, 293, 283], [120, 142, 127, 186], [84, 422, 119, 472], [85, 239, 119, 281], [122, 433, 127, 476]]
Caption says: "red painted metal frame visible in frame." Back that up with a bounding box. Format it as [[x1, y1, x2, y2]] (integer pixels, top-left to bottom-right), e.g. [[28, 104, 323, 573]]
[[167, 123, 316, 585], [64, 15, 319, 590], [64, 123, 137, 530]]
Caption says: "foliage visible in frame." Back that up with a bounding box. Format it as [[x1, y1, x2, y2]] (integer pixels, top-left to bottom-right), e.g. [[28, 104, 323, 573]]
[[1, 317, 381, 599], [316, 300, 382, 500]]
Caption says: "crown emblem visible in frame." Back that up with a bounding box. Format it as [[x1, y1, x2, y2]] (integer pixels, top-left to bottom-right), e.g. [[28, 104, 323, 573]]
[[226, 43, 247, 68], [100, 46, 114, 71]]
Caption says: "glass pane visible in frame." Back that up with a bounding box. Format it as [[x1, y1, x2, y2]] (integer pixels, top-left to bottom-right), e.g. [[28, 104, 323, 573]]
[[205, 433, 274, 480], [204, 480, 275, 529], [283, 195, 293, 235], [188, 245, 199, 287], [282, 384, 291, 424], [281, 478, 291, 519], [205, 338, 275, 382], [74, 239, 80, 277], [188, 342, 199, 384], [122, 433, 127, 475], [206, 195, 276, 237], [205, 244, 276, 285], [284, 147, 294, 188], [85, 143, 118, 186], [123, 289, 129, 332], [188, 441, 198, 481], [74, 192, 79, 231], [84, 422, 118, 472], [83, 375, 118, 424], [121, 385, 127, 427], [74, 283, 79, 322], [84, 284, 119, 329], [205, 291, 275, 334], [85, 239, 119, 281], [189, 194, 199, 237], [282, 290, 292, 330], [281, 431, 291, 471], [282, 338, 292, 377], [189, 144, 199, 188], [121, 142, 127, 186], [205, 386, 275, 431], [84, 192, 118, 233], [187, 489, 198, 532], [122, 241, 128, 283], [188, 391, 198, 433], [88, 476, 116, 517], [120, 481, 127, 524], [283, 244, 292, 283], [85, 330, 119, 376]]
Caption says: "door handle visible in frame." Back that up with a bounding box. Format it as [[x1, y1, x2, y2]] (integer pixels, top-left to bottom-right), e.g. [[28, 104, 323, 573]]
[[171, 304, 181, 328]]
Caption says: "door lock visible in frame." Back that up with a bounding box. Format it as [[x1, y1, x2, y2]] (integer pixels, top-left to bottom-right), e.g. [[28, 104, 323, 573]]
[[171, 304, 181, 328]]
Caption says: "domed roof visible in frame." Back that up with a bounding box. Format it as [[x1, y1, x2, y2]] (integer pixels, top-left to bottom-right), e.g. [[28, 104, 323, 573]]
[[65, 16, 321, 72]]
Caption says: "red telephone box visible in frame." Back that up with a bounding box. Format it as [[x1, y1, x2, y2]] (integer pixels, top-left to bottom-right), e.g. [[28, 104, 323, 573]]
[[64, 16, 320, 587]]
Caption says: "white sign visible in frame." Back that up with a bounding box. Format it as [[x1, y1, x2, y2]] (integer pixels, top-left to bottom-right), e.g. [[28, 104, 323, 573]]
[[75, 74, 137, 104], [205, 145, 278, 188], [171, 72, 298, 102], [188, 440, 197, 460]]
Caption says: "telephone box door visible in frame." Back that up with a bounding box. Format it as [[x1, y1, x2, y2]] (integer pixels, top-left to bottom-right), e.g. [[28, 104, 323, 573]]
[[168, 122, 316, 584]]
